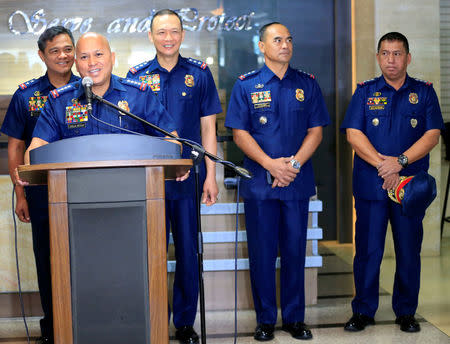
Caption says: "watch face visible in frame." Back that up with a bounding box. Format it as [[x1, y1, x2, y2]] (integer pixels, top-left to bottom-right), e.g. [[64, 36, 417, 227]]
[[398, 154, 408, 167], [291, 159, 301, 170]]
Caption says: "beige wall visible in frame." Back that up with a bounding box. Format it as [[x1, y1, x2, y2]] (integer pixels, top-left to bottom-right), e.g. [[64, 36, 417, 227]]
[[354, 0, 442, 255]]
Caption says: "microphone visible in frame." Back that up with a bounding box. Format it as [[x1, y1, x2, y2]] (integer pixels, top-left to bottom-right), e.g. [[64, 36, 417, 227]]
[[234, 166, 252, 179], [82, 77, 93, 113]]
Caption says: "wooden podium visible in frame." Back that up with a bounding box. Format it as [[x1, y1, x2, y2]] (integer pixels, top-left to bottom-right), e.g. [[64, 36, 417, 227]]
[[18, 135, 191, 344]]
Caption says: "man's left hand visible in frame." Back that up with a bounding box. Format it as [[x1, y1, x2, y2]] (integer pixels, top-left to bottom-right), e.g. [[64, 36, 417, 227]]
[[377, 153, 402, 178]]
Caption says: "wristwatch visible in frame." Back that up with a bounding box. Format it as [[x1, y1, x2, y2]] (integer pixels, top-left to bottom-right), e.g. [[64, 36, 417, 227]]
[[397, 154, 408, 168], [290, 159, 301, 170]]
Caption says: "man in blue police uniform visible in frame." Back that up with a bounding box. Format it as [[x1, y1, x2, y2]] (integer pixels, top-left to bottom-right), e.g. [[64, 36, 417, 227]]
[[1, 26, 79, 344], [341, 32, 443, 333], [127, 9, 222, 344], [225, 22, 330, 341], [25, 32, 180, 163]]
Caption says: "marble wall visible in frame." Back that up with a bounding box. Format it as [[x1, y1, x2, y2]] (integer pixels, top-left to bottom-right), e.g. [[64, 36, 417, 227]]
[[0, 176, 38, 292]]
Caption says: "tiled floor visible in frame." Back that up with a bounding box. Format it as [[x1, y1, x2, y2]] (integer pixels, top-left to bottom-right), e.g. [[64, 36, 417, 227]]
[[1, 238, 448, 343]]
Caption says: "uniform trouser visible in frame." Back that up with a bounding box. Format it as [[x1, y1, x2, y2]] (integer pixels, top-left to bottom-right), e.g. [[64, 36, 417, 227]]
[[352, 198, 424, 318], [244, 199, 309, 325], [165, 198, 199, 328], [24, 186, 52, 339]]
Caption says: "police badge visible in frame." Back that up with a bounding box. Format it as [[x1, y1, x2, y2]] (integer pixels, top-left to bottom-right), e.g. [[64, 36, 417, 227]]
[[185, 74, 195, 87], [118, 100, 130, 115], [409, 93, 418, 104], [296, 89, 305, 102]]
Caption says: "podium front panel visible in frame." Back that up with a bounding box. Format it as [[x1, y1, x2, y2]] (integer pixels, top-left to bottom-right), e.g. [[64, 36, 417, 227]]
[[67, 168, 151, 344]]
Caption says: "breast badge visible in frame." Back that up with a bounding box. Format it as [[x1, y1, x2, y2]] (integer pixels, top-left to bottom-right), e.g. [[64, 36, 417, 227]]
[[409, 93, 418, 104], [372, 118, 379, 126], [118, 100, 130, 115], [410, 118, 418, 128], [139, 74, 160, 92], [185, 74, 195, 87], [259, 116, 267, 125], [296, 89, 305, 102], [251, 90, 271, 109], [255, 83, 264, 89]]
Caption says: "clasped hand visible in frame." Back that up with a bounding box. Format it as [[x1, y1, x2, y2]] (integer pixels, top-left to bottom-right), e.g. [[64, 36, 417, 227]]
[[377, 153, 401, 190], [267, 156, 300, 188]]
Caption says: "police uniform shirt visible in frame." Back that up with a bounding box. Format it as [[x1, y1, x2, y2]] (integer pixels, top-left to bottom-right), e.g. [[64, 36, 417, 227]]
[[33, 74, 176, 143], [1, 73, 80, 147], [341, 74, 444, 200], [127, 56, 222, 198], [225, 65, 330, 200]]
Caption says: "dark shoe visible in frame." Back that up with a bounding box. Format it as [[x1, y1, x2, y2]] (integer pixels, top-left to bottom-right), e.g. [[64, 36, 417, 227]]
[[344, 313, 375, 331], [282, 322, 313, 340], [175, 326, 199, 344], [35, 337, 52, 344], [254, 323, 275, 341], [395, 315, 421, 332]]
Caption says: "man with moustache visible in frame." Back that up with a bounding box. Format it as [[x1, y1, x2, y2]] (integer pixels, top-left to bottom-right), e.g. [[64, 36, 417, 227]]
[[127, 9, 221, 344], [1, 26, 79, 344], [225, 22, 330, 341], [24, 32, 180, 164], [341, 32, 443, 333]]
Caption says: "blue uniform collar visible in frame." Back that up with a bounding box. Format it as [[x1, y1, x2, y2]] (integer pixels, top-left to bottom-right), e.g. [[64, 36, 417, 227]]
[[260, 64, 296, 84], [147, 55, 187, 73], [376, 73, 412, 92], [74, 74, 123, 99], [41, 72, 79, 90]]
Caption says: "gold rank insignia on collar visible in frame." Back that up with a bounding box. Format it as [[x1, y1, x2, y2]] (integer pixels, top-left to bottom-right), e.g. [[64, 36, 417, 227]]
[[185, 74, 195, 87], [409, 93, 418, 104], [139, 74, 160, 92], [296, 89, 304, 102]]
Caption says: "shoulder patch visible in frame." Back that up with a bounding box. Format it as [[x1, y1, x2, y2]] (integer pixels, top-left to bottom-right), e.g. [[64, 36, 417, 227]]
[[18, 78, 39, 91], [128, 60, 151, 75], [358, 77, 377, 86], [413, 77, 433, 86], [238, 70, 257, 80], [297, 69, 315, 79], [186, 57, 207, 70], [120, 78, 148, 91], [50, 83, 78, 99]]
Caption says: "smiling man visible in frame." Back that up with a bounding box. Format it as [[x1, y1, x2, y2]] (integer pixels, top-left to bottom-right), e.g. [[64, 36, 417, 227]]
[[25, 32, 179, 164], [127, 10, 222, 344], [225, 22, 330, 341], [1, 26, 79, 344], [341, 32, 443, 333]]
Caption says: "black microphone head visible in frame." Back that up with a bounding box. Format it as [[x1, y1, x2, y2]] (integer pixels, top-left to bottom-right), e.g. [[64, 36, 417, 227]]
[[235, 166, 252, 179], [82, 76, 93, 87]]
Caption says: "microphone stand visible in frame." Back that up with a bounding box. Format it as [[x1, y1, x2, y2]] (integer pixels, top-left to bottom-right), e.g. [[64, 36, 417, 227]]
[[92, 93, 251, 344]]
